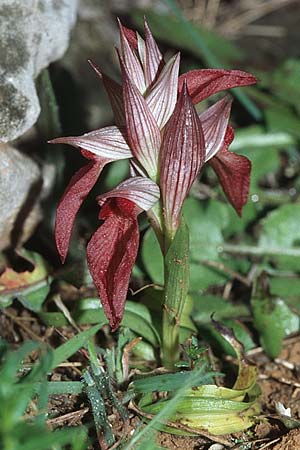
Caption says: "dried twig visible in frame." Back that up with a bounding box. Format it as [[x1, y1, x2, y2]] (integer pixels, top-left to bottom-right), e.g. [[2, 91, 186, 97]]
[[2, 309, 45, 343], [47, 407, 89, 427]]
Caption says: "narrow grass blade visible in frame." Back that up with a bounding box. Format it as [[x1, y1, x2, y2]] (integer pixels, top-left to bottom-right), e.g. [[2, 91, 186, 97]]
[[51, 324, 102, 369]]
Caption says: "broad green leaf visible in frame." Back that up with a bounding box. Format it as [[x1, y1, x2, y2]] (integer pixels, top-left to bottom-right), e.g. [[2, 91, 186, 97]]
[[251, 295, 299, 358], [270, 277, 300, 313], [233, 126, 284, 188], [266, 105, 300, 139], [192, 294, 249, 324], [141, 227, 164, 285], [199, 320, 255, 357], [258, 204, 300, 270], [258, 59, 300, 114], [184, 198, 230, 290], [270, 277, 300, 298]]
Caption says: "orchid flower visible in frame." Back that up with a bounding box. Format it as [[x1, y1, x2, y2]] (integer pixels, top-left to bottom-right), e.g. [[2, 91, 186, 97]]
[[50, 18, 256, 331]]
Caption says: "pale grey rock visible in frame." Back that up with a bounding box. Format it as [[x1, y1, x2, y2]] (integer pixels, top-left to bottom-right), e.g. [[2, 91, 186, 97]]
[[0, 0, 78, 143], [0, 144, 43, 250]]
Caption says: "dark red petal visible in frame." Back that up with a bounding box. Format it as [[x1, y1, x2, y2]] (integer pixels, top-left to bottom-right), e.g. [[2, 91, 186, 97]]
[[119, 22, 138, 50], [87, 198, 139, 331], [160, 81, 205, 234], [55, 159, 105, 263], [88, 60, 125, 127], [209, 127, 251, 216], [178, 69, 257, 104]]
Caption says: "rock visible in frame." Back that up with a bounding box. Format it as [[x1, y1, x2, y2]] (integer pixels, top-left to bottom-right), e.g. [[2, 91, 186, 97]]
[[0, 0, 78, 143], [0, 144, 43, 250]]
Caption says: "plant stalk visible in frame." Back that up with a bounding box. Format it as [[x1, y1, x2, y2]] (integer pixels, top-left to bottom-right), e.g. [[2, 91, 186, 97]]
[[161, 218, 190, 369]]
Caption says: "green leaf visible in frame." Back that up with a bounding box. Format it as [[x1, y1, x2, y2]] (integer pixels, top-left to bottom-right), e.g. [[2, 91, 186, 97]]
[[104, 159, 129, 190], [270, 277, 300, 298], [184, 198, 229, 290], [231, 126, 295, 152], [265, 59, 300, 113], [132, 370, 217, 394], [199, 320, 255, 357], [51, 324, 102, 369], [164, 218, 190, 319], [258, 204, 300, 270], [251, 293, 299, 358], [270, 277, 300, 313], [266, 105, 300, 139], [232, 126, 284, 189], [141, 228, 164, 285], [133, 325, 260, 438], [34, 381, 83, 395], [192, 294, 249, 324], [162, 218, 190, 367]]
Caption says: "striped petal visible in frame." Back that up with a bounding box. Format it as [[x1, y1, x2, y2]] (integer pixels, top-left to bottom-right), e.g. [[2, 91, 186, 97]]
[[88, 60, 125, 127], [178, 69, 257, 104], [120, 23, 138, 50], [144, 18, 164, 86], [49, 126, 132, 160], [160, 81, 205, 235], [120, 55, 161, 178], [146, 53, 180, 129], [87, 198, 140, 331], [119, 19, 146, 94], [97, 176, 160, 211], [55, 158, 106, 263], [200, 96, 233, 162], [209, 126, 251, 216], [137, 33, 147, 73]]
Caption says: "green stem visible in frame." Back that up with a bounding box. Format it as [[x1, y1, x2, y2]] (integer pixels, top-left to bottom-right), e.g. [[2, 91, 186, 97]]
[[161, 218, 190, 369]]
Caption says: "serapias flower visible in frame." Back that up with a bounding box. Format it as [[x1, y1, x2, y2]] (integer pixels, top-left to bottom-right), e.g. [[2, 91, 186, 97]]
[[49, 18, 256, 330]]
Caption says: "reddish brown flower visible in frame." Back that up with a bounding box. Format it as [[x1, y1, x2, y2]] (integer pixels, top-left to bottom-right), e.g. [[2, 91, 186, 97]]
[[50, 18, 257, 329]]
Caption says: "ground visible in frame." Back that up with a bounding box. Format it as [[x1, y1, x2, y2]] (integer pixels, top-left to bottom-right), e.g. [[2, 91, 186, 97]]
[[1, 303, 299, 449]]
